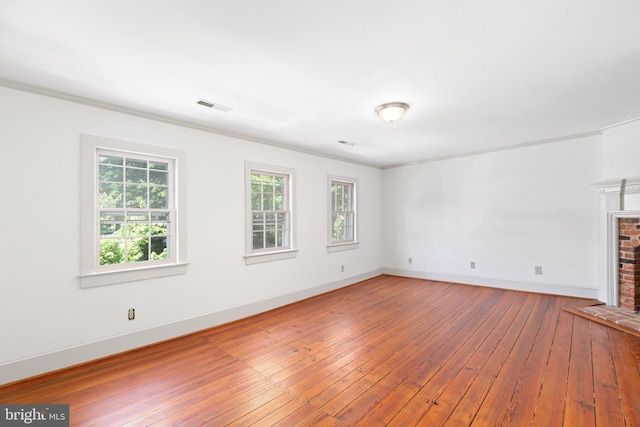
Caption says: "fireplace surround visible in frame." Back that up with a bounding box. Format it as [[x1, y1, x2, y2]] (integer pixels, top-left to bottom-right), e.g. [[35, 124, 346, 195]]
[[595, 178, 640, 308]]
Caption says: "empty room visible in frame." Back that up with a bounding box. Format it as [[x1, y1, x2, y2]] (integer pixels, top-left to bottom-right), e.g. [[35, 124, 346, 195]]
[[1, 1, 639, 425]]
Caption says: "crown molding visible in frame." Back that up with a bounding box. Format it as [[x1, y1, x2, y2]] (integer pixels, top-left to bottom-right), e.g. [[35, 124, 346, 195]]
[[382, 130, 602, 170], [599, 116, 640, 131], [0, 78, 382, 170]]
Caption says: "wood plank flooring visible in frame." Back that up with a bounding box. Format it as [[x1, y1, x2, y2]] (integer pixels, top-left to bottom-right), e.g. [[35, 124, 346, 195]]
[[1, 275, 640, 426]]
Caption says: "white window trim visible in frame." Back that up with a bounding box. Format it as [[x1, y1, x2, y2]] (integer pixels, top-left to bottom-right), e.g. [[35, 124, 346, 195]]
[[327, 175, 359, 252], [244, 161, 297, 264], [80, 134, 188, 287]]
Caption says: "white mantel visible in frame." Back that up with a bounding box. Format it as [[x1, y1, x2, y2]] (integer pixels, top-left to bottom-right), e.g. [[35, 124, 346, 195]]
[[593, 177, 640, 305]]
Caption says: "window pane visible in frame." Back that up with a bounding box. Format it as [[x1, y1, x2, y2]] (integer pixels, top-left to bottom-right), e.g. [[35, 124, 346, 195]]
[[150, 211, 169, 237], [273, 188, 283, 211], [100, 212, 125, 221], [277, 212, 286, 228], [251, 182, 262, 210], [99, 164, 123, 182], [125, 213, 148, 239], [264, 189, 273, 210], [126, 237, 149, 262], [344, 226, 353, 240], [265, 230, 276, 248], [125, 225, 149, 239], [275, 176, 284, 188], [333, 213, 346, 240], [100, 238, 125, 265], [149, 170, 168, 185], [149, 161, 168, 171], [253, 217, 264, 231], [150, 186, 168, 209], [265, 213, 276, 231], [127, 213, 149, 222], [253, 231, 264, 249], [251, 175, 262, 194], [126, 159, 147, 169], [126, 184, 147, 208], [150, 236, 168, 259], [99, 156, 123, 166], [151, 222, 168, 236], [344, 196, 351, 211], [100, 222, 122, 236], [151, 212, 170, 221], [343, 186, 352, 211], [98, 183, 123, 208], [126, 167, 147, 184], [100, 212, 124, 236], [334, 185, 343, 210]]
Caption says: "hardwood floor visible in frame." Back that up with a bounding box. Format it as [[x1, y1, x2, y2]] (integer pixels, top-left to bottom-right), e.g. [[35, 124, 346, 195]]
[[1, 275, 640, 426]]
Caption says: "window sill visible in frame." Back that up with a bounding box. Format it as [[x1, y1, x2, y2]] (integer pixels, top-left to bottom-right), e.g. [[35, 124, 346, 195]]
[[79, 262, 189, 288], [327, 242, 360, 253], [244, 249, 299, 265]]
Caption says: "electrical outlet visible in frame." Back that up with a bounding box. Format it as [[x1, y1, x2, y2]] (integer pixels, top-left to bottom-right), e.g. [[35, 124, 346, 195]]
[[128, 308, 135, 320], [535, 266, 542, 275], [470, 261, 476, 269], [341, 265, 344, 272], [408, 257, 413, 264]]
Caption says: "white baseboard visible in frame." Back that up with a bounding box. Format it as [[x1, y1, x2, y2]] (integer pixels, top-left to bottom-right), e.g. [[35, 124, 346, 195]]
[[0, 269, 382, 386], [383, 268, 599, 299]]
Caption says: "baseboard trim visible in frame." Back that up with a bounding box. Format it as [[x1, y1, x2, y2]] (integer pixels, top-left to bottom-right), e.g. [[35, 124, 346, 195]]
[[383, 268, 598, 299], [0, 269, 382, 386]]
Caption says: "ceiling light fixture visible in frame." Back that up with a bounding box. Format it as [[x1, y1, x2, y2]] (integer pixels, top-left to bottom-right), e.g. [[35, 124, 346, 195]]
[[375, 102, 409, 122]]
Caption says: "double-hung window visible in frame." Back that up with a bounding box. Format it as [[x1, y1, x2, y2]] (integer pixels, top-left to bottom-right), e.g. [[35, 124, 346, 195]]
[[80, 135, 187, 287], [328, 175, 359, 252], [245, 162, 297, 264], [97, 151, 173, 267]]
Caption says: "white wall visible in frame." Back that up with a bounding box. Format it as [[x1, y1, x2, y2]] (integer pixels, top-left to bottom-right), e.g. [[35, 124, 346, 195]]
[[0, 86, 383, 384], [602, 119, 640, 180], [382, 135, 603, 297]]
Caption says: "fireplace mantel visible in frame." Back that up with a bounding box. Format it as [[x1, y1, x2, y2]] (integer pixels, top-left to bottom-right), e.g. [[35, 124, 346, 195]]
[[593, 178, 640, 207]]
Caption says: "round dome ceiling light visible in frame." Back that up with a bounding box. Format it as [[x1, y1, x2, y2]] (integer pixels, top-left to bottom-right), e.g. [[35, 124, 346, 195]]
[[375, 102, 409, 122]]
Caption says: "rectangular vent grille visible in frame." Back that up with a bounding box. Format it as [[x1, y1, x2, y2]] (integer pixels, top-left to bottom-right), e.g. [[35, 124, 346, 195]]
[[197, 100, 214, 108], [197, 99, 232, 112], [338, 140, 357, 146]]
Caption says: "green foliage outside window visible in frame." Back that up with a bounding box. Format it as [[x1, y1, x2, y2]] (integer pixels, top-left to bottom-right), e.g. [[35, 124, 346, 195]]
[[99, 222, 169, 266]]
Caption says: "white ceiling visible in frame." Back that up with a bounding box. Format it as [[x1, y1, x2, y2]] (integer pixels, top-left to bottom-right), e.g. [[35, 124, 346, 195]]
[[1, 0, 639, 167]]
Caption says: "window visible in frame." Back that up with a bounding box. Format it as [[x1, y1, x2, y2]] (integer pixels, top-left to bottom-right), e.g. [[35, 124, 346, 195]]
[[80, 135, 188, 287], [245, 162, 297, 264], [328, 176, 359, 252], [97, 152, 173, 268]]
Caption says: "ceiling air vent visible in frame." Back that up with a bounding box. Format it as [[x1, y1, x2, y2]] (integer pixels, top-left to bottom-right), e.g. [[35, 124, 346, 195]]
[[197, 99, 233, 112], [338, 140, 357, 147]]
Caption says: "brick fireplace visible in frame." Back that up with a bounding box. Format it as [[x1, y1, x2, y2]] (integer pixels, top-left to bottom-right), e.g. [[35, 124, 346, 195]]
[[618, 218, 640, 311]]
